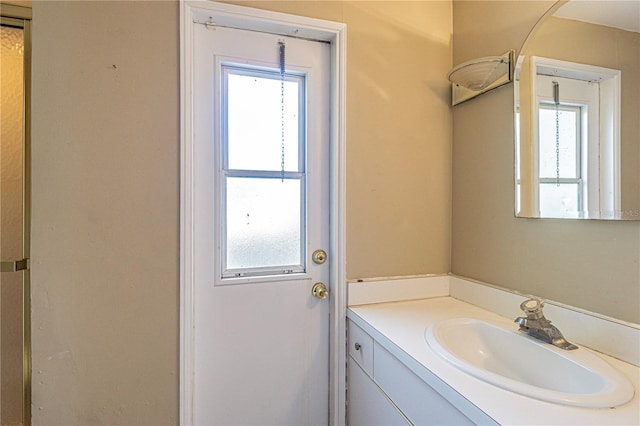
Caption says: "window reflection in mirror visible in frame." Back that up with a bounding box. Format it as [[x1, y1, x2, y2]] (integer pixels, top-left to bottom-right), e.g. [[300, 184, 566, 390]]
[[515, 0, 639, 220]]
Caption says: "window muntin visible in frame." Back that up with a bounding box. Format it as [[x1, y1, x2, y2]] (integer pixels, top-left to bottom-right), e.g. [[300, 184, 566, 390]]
[[221, 65, 306, 278]]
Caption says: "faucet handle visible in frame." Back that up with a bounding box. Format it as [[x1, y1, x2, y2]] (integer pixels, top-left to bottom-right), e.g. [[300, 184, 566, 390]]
[[520, 298, 544, 317]]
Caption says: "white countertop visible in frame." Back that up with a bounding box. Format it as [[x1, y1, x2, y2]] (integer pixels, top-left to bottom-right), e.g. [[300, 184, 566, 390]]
[[348, 296, 640, 426]]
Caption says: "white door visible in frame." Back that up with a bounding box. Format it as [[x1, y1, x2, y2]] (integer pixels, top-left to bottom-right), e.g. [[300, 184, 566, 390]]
[[192, 22, 331, 425]]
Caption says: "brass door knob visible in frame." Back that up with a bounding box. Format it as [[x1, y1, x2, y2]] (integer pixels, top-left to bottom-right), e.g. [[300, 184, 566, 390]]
[[312, 282, 328, 300]]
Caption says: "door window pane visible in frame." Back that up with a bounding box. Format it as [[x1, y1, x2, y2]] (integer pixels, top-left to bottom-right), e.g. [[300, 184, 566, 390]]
[[225, 177, 302, 272], [539, 183, 580, 217], [539, 106, 579, 178], [226, 69, 301, 172]]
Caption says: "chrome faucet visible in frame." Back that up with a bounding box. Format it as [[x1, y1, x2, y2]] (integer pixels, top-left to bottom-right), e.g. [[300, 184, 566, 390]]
[[514, 298, 578, 350]]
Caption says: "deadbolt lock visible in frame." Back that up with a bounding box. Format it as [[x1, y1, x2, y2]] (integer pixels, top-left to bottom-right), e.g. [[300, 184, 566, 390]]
[[312, 249, 327, 265], [312, 282, 329, 300]]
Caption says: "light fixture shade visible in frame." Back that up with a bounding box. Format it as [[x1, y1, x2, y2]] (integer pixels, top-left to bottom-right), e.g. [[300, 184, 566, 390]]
[[447, 56, 510, 91], [447, 50, 514, 106]]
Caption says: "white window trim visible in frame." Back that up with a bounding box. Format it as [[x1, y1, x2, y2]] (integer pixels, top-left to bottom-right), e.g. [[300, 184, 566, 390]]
[[180, 1, 347, 425], [530, 56, 621, 219]]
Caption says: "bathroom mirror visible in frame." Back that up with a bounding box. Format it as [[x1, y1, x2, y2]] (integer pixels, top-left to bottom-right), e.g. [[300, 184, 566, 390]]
[[515, 0, 639, 220]]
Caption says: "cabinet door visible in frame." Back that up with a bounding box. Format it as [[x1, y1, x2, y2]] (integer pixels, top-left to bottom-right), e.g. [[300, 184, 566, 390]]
[[374, 343, 479, 425], [348, 357, 409, 426]]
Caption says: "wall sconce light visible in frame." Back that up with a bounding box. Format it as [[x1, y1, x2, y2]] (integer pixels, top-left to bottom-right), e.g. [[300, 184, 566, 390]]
[[448, 50, 514, 105]]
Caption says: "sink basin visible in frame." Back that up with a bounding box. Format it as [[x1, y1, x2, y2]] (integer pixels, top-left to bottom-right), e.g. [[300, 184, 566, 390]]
[[425, 317, 634, 408]]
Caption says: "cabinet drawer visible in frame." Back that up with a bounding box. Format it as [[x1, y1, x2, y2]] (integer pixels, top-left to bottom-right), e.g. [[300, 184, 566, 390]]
[[348, 320, 374, 376]]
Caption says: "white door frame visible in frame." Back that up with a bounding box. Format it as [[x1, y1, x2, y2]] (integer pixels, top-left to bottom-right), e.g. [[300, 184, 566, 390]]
[[179, 1, 347, 425]]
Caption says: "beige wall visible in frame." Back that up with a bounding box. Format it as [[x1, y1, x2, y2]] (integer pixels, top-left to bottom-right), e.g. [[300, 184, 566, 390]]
[[341, 1, 452, 279], [451, 1, 640, 323], [31, 0, 451, 423], [31, 1, 179, 423]]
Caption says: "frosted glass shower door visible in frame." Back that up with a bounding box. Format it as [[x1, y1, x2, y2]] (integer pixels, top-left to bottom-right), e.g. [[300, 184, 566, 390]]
[[1, 10, 31, 425]]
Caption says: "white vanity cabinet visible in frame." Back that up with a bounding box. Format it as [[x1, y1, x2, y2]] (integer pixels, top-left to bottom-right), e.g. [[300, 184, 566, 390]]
[[347, 319, 497, 426]]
